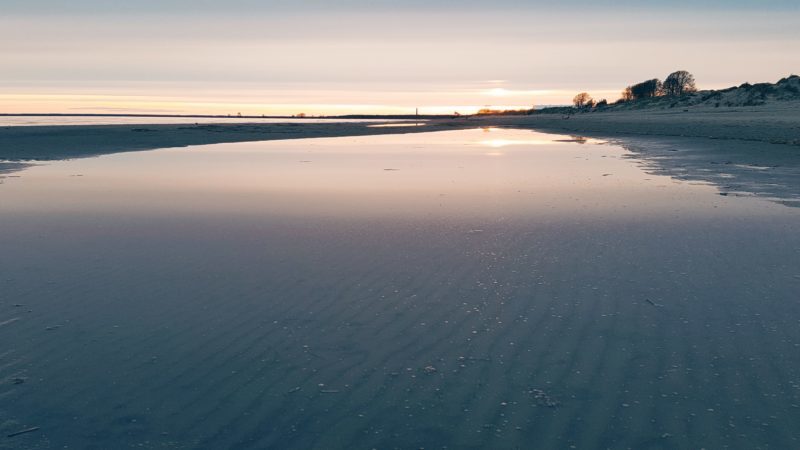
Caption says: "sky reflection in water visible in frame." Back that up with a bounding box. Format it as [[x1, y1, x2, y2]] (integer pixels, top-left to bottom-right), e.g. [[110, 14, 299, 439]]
[[1, 128, 788, 222]]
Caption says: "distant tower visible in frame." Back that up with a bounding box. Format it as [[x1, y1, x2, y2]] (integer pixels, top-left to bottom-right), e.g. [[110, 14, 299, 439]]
[[416, 107, 418, 117]]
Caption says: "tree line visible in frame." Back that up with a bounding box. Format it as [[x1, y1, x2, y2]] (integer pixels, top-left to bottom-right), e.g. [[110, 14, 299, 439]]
[[573, 70, 697, 109]]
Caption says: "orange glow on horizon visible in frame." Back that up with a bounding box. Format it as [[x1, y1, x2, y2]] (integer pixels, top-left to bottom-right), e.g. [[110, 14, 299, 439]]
[[0, 93, 545, 116], [0, 86, 622, 116]]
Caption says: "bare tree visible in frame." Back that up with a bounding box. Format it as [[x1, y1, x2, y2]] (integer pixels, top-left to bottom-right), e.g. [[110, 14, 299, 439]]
[[662, 70, 697, 96], [573, 92, 593, 108]]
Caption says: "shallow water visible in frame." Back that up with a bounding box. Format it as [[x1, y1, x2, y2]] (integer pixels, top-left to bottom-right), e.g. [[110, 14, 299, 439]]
[[1, 128, 799, 449]]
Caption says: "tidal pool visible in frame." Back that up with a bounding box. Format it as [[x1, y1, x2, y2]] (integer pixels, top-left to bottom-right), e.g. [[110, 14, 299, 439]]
[[1, 128, 799, 449]]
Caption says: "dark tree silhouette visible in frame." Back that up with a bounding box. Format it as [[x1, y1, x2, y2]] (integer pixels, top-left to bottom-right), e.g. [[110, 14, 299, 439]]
[[573, 92, 593, 108], [630, 79, 662, 99], [662, 70, 697, 96]]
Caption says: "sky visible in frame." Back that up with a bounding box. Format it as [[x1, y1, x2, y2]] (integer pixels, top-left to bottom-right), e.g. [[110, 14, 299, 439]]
[[1, 0, 798, 115]]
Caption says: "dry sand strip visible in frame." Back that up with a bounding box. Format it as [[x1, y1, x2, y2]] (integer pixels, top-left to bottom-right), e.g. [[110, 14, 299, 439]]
[[490, 102, 800, 146], [0, 119, 478, 161]]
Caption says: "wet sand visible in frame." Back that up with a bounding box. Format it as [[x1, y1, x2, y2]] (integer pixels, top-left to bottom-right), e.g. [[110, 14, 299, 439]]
[[0, 120, 466, 161], [616, 136, 800, 207]]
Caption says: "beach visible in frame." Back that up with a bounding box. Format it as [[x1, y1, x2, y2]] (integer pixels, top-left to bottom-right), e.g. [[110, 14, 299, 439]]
[[4, 0, 799, 447], [2, 101, 800, 450]]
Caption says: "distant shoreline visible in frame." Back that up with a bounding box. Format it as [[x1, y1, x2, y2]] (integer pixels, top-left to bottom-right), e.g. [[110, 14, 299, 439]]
[[0, 112, 457, 120], [2, 102, 798, 164]]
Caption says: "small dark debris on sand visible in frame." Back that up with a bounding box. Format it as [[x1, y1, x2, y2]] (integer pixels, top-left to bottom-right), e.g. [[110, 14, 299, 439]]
[[383, 168, 400, 171], [7, 427, 40, 438]]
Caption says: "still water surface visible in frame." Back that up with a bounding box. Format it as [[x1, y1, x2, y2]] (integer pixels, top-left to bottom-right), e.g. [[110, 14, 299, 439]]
[[1, 128, 799, 449]]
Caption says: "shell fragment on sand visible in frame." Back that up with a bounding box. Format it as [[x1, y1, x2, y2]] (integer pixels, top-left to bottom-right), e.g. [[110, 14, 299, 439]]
[[0, 317, 21, 327]]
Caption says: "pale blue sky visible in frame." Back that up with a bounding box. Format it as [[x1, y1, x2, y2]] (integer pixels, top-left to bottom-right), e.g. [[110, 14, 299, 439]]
[[1, 1, 797, 114], [5, 0, 799, 13]]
